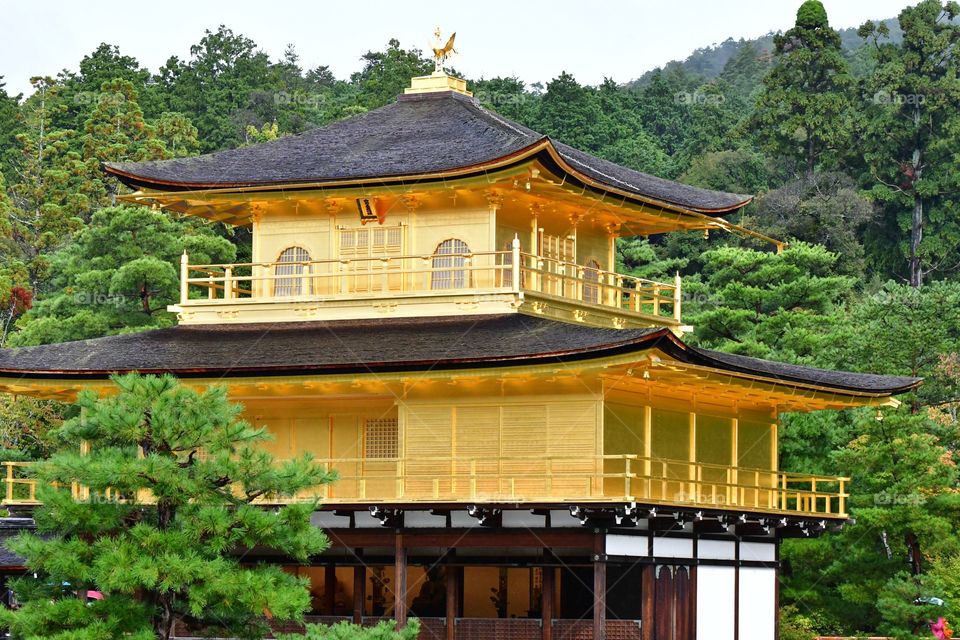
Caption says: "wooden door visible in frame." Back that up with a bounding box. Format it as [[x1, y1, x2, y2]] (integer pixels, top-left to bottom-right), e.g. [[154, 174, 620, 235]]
[[649, 565, 694, 640]]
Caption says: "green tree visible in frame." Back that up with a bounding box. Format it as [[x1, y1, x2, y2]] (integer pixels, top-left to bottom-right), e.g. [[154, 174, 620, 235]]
[[159, 26, 275, 152], [0, 76, 23, 181], [782, 408, 959, 636], [59, 43, 161, 129], [687, 242, 854, 361], [0, 373, 335, 640], [352, 39, 432, 111], [473, 76, 540, 126], [841, 281, 960, 408], [280, 620, 421, 640], [749, 0, 854, 177], [750, 172, 874, 276], [680, 149, 770, 196], [10, 205, 235, 347], [635, 67, 701, 158], [6, 77, 92, 287], [857, 0, 960, 287]]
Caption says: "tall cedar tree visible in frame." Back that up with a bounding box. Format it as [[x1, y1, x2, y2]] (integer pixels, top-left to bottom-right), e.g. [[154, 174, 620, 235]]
[[750, 0, 854, 178], [0, 374, 335, 640], [859, 0, 960, 287]]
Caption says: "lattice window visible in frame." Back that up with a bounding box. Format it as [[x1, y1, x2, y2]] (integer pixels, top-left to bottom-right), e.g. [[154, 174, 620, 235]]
[[274, 246, 312, 296], [364, 418, 399, 459], [431, 238, 470, 289], [339, 227, 402, 256], [540, 233, 575, 263], [583, 259, 601, 304], [339, 227, 404, 293]]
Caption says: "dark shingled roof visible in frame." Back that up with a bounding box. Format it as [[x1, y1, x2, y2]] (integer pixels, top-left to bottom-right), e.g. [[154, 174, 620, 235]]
[[105, 91, 750, 214], [0, 315, 920, 395]]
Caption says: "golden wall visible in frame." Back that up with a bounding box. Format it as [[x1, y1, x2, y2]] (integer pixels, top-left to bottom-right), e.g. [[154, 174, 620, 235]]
[[240, 387, 778, 505]]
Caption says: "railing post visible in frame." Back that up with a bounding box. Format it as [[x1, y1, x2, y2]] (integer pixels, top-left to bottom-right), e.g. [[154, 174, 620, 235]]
[[674, 272, 682, 321], [652, 284, 661, 316], [224, 267, 233, 301], [839, 479, 847, 516], [624, 457, 631, 499], [301, 264, 311, 298], [5, 463, 12, 503], [180, 251, 189, 304], [512, 236, 521, 292], [781, 474, 788, 511]]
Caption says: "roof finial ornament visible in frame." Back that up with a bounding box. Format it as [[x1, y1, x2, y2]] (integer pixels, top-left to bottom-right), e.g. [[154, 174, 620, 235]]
[[430, 28, 457, 73]]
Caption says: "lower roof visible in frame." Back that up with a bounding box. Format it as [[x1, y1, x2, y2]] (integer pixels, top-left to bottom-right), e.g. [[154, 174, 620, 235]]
[[0, 315, 920, 395]]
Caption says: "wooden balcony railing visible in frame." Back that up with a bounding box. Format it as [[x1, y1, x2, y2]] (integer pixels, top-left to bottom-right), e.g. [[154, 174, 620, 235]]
[[0, 456, 847, 517], [177, 241, 681, 322]]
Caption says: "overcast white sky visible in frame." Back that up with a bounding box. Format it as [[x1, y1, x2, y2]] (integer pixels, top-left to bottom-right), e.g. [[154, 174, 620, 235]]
[[2, 0, 914, 98]]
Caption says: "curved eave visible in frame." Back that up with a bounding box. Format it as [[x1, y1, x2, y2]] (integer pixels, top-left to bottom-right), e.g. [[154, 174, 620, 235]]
[[0, 327, 921, 399], [105, 139, 752, 217]]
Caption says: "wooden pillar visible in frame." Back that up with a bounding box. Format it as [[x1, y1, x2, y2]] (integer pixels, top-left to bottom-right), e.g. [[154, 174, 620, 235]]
[[445, 566, 458, 640], [641, 565, 655, 640], [353, 565, 365, 624], [594, 533, 607, 640], [541, 566, 555, 640], [395, 533, 408, 627], [324, 565, 336, 615]]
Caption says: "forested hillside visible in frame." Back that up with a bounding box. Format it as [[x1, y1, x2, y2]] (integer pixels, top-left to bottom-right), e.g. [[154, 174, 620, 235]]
[[1, 0, 960, 636]]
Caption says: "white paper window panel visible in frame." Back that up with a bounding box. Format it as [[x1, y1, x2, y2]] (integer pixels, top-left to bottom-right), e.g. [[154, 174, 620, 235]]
[[696, 566, 735, 640], [740, 541, 777, 562], [698, 539, 737, 560], [652, 536, 694, 559], [738, 567, 777, 640], [606, 534, 649, 557]]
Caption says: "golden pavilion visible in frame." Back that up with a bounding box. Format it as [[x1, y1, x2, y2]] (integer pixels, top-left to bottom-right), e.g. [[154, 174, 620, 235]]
[[0, 51, 919, 640]]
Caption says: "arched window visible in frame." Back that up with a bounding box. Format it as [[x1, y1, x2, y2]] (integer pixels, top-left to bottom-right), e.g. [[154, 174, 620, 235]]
[[582, 260, 602, 304], [274, 246, 312, 296], [431, 239, 470, 289]]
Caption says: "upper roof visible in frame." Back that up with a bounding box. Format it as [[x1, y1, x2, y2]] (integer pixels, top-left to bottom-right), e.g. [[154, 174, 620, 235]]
[[0, 315, 921, 395], [105, 91, 751, 214]]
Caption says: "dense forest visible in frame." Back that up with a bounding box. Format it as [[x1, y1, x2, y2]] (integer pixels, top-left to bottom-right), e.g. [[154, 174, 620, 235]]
[[1, 0, 960, 636]]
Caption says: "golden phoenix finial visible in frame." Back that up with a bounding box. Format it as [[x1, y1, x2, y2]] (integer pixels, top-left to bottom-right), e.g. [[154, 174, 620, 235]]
[[430, 28, 457, 73]]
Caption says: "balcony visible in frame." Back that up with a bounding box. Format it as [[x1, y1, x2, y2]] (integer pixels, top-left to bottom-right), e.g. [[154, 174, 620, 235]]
[[171, 243, 683, 329], [0, 456, 848, 518]]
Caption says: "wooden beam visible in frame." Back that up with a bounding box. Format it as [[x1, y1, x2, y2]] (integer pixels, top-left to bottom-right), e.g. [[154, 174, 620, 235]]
[[594, 533, 607, 640], [641, 564, 655, 640], [395, 533, 408, 627], [324, 565, 336, 614], [353, 565, 365, 624], [542, 566, 555, 640], [445, 566, 457, 640]]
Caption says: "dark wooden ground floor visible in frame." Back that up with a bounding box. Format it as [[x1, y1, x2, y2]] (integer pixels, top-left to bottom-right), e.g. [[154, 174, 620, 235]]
[[227, 517, 782, 640]]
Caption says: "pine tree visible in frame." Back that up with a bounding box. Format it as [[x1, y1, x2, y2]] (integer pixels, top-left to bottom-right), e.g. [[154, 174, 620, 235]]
[[857, 0, 960, 287], [0, 374, 335, 640], [750, 0, 854, 177], [687, 242, 854, 362], [9, 205, 235, 347]]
